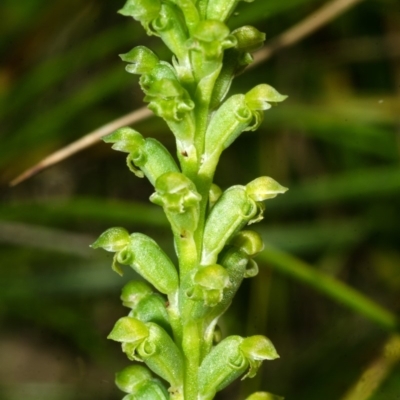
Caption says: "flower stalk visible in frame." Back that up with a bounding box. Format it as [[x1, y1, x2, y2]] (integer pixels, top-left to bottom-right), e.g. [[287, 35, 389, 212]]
[[92, 0, 287, 398]]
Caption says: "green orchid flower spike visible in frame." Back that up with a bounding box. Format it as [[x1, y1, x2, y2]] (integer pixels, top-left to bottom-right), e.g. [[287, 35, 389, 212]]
[[93, 0, 287, 398]]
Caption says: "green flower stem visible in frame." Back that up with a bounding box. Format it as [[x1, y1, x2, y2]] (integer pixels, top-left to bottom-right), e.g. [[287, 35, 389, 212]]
[[182, 319, 202, 399], [167, 292, 183, 344], [99, 1, 288, 399]]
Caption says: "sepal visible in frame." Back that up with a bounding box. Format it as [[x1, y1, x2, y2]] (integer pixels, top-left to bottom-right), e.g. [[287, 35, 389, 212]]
[[245, 84, 288, 110], [240, 335, 279, 378], [199, 334, 278, 400], [119, 0, 161, 35], [108, 317, 149, 345], [90, 227, 130, 252], [245, 176, 288, 201], [150, 172, 202, 235], [120, 46, 159, 74], [116, 365, 169, 400]]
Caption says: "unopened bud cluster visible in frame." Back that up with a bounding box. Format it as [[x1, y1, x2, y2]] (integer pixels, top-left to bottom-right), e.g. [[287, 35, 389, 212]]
[[92, 0, 287, 399]]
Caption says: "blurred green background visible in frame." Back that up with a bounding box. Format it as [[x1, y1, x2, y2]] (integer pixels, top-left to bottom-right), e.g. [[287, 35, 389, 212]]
[[1, 0, 400, 399]]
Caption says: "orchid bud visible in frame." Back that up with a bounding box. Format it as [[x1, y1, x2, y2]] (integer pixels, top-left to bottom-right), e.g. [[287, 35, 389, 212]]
[[109, 317, 184, 391], [115, 364, 169, 400], [199, 335, 279, 400], [150, 172, 201, 235], [118, 0, 161, 35], [122, 281, 171, 334], [103, 127, 179, 184]]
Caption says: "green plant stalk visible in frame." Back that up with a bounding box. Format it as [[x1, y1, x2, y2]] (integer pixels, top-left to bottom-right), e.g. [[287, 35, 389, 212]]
[[92, 1, 288, 399]]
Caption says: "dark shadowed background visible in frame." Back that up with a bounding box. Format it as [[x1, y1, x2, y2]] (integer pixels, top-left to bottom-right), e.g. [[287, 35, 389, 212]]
[[1, 0, 400, 399]]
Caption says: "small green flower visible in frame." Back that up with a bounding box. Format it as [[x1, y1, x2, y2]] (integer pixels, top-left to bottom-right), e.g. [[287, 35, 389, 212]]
[[118, 0, 161, 35], [202, 177, 287, 265], [92, 228, 179, 295], [186, 264, 231, 307], [198, 335, 279, 400], [150, 172, 202, 235], [109, 317, 184, 392], [103, 127, 179, 184]]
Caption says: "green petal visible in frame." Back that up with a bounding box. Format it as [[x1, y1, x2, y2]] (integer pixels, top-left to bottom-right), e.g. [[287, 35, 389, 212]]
[[90, 227, 130, 252]]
